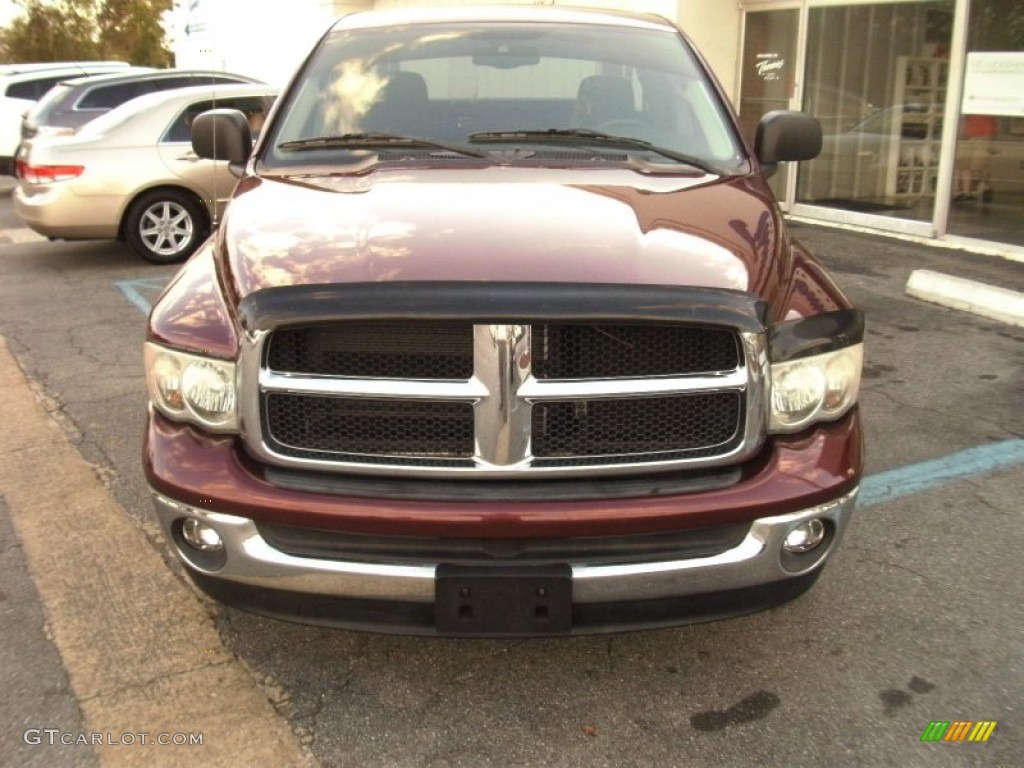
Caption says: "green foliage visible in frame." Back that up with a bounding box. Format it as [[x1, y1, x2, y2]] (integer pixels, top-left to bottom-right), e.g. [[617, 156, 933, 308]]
[[970, 0, 1024, 50], [98, 0, 173, 67], [2, 0, 172, 66], [3, 1, 101, 62]]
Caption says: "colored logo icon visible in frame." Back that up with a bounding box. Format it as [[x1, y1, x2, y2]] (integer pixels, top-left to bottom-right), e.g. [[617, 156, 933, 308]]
[[921, 721, 997, 742]]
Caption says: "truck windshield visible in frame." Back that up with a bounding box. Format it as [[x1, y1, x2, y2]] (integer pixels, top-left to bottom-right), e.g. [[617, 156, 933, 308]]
[[263, 21, 746, 172]]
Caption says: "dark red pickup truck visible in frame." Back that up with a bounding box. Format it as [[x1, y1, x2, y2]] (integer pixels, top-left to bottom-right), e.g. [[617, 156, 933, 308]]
[[144, 6, 863, 636]]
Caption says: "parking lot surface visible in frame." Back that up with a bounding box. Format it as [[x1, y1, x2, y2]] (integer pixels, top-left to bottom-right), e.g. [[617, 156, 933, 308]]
[[0, 186, 1021, 766]]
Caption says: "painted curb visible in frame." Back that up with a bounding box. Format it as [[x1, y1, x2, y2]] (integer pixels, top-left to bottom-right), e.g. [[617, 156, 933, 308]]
[[0, 335, 316, 768], [905, 269, 1024, 327]]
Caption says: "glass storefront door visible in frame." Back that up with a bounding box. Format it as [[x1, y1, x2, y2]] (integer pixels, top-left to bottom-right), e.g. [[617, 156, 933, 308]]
[[947, 0, 1024, 247], [739, 0, 1024, 253], [739, 8, 801, 205], [795, 1, 956, 227]]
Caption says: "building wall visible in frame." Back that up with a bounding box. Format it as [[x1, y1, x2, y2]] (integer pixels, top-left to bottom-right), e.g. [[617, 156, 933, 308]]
[[678, 0, 742, 106]]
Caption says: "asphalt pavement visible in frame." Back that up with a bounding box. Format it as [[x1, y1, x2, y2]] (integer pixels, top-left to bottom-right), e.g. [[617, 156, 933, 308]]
[[0, 181, 1021, 767]]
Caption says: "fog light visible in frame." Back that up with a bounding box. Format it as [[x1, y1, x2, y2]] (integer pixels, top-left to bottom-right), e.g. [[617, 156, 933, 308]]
[[783, 519, 826, 553], [181, 518, 224, 551]]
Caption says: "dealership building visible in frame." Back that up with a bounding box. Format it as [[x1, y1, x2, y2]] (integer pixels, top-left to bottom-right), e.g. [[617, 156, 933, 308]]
[[174, 0, 1023, 259]]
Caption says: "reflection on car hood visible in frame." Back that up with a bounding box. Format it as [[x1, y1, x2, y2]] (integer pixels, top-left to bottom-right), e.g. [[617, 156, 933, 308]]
[[220, 167, 787, 306]]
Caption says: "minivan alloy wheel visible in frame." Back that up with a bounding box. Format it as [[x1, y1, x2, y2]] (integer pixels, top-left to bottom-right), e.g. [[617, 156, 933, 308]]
[[125, 189, 207, 264], [140, 201, 193, 256]]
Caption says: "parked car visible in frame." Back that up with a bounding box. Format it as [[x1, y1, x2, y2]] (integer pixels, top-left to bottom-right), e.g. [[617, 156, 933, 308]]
[[799, 104, 1024, 208], [21, 68, 262, 141], [0, 61, 137, 174], [800, 104, 942, 205], [146, 6, 863, 637], [14, 83, 276, 263]]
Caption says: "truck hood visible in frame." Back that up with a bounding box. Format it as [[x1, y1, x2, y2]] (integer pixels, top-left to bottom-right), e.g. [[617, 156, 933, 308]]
[[219, 167, 789, 305]]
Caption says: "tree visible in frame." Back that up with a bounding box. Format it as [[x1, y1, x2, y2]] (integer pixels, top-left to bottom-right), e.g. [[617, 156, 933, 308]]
[[98, 0, 172, 67], [2, 1, 101, 62], [1, 0, 172, 67], [968, 0, 1024, 50]]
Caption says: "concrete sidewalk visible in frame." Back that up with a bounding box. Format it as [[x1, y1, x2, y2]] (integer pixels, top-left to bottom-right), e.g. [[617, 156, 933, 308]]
[[0, 336, 315, 768]]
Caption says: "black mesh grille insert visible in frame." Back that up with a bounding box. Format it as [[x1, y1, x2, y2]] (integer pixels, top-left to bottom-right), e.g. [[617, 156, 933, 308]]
[[265, 395, 474, 459], [532, 393, 741, 458], [267, 323, 473, 379], [532, 324, 739, 379]]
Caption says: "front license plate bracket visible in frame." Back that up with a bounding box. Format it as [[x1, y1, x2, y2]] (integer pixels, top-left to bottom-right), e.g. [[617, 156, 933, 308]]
[[435, 564, 572, 636]]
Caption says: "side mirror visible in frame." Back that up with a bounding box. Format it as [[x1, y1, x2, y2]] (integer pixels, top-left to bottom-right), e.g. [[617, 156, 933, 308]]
[[192, 109, 252, 174], [755, 110, 822, 167]]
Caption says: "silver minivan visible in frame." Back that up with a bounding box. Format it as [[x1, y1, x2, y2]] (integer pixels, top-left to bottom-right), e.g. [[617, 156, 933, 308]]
[[0, 61, 134, 174], [20, 69, 261, 142]]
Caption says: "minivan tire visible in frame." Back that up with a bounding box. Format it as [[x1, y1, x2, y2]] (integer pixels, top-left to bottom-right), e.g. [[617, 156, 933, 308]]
[[125, 189, 208, 264]]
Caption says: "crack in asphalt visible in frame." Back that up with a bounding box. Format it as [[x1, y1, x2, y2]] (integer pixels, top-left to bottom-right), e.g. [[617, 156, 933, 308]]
[[844, 546, 932, 583], [866, 385, 1016, 437], [23, 372, 123, 483], [335, 637, 371, 693], [963, 480, 1013, 515]]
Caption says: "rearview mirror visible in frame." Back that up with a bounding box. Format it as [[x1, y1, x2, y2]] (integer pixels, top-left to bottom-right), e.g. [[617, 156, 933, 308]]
[[472, 44, 541, 69]]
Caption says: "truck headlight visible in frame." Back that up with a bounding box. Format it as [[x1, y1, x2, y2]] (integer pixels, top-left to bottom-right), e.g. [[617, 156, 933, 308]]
[[770, 343, 863, 433], [145, 343, 238, 431]]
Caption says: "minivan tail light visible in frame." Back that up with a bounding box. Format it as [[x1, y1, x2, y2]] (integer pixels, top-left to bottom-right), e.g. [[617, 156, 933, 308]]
[[21, 164, 84, 184]]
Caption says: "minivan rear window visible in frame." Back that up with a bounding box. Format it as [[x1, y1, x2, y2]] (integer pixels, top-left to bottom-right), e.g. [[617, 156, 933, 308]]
[[24, 83, 73, 123], [6, 76, 65, 100], [78, 81, 160, 110]]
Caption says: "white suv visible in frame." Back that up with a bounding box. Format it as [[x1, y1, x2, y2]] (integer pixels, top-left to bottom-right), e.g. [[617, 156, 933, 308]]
[[0, 61, 133, 175]]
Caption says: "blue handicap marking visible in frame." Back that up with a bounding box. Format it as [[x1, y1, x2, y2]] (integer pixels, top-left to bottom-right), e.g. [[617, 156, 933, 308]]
[[115, 277, 168, 315], [860, 439, 1024, 508]]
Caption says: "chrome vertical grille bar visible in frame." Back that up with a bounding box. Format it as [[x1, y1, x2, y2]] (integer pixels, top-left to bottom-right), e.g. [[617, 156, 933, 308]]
[[472, 324, 533, 469], [739, 331, 770, 446]]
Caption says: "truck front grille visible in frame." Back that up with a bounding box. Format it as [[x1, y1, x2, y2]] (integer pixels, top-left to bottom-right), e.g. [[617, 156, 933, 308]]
[[245, 321, 765, 478], [266, 395, 475, 459], [267, 323, 474, 379], [532, 324, 739, 379], [267, 323, 737, 381], [532, 393, 741, 460]]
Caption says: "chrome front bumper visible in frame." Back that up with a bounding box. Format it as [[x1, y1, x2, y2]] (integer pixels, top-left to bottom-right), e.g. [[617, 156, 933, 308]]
[[152, 488, 857, 607]]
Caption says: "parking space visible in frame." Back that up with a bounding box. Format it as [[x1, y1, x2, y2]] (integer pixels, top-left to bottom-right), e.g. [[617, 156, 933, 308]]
[[114, 277, 168, 314], [0, 193, 1021, 765]]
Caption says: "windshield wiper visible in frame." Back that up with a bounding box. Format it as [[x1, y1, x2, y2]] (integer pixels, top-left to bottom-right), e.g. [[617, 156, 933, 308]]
[[278, 133, 489, 158], [468, 129, 723, 174]]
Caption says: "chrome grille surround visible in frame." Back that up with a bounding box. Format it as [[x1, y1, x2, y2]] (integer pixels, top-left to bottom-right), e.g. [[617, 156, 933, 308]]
[[238, 323, 769, 479]]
